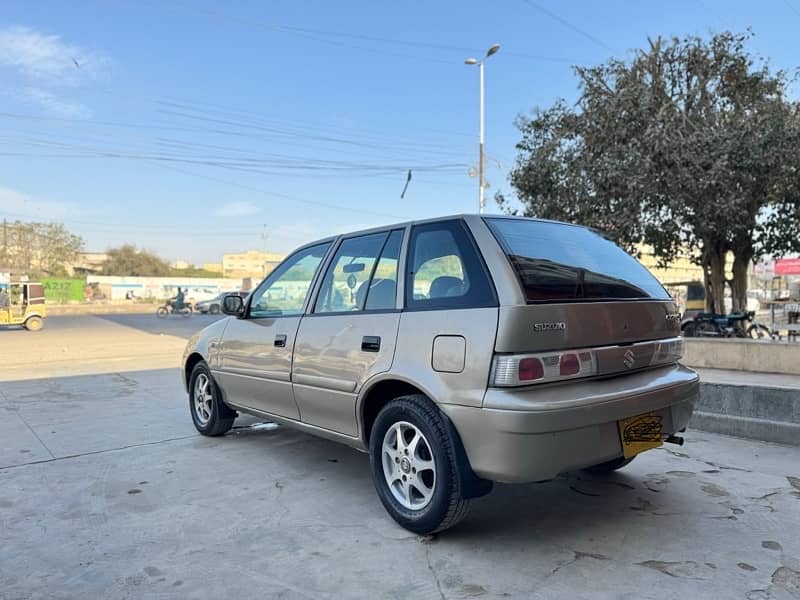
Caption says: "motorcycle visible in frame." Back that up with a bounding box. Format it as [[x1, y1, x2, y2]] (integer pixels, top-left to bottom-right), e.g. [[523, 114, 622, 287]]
[[156, 300, 193, 318], [681, 310, 773, 339]]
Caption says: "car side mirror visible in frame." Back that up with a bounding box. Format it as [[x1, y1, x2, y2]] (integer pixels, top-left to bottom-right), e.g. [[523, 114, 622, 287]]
[[221, 294, 245, 316]]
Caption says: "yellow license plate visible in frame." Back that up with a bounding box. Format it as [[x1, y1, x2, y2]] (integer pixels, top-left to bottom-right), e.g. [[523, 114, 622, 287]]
[[618, 413, 664, 458]]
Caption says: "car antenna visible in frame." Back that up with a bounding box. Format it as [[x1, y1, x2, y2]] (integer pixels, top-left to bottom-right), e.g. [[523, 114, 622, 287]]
[[400, 169, 412, 199]]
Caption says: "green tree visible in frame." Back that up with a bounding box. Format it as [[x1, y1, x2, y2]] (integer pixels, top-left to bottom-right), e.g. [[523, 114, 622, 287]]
[[103, 245, 172, 276], [1, 220, 83, 277], [501, 31, 800, 312]]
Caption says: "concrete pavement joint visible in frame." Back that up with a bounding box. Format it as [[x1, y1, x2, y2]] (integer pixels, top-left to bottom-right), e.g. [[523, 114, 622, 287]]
[[0, 433, 199, 471], [13, 408, 56, 460], [424, 542, 447, 600]]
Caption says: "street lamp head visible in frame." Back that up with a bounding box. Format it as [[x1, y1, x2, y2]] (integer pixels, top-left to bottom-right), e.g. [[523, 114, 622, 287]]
[[486, 44, 501, 58], [464, 57, 478, 65]]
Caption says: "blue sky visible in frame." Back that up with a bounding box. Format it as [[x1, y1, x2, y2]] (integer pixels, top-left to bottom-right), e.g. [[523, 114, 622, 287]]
[[1, 0, 799, 264]]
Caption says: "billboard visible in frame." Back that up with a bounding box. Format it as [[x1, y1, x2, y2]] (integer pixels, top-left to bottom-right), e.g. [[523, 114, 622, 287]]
[[775, 258, 800, 275]]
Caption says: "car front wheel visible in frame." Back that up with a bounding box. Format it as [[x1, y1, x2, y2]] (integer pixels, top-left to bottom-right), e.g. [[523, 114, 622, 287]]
[[189, 361, 235, 436], [369, 394, 471, 534]]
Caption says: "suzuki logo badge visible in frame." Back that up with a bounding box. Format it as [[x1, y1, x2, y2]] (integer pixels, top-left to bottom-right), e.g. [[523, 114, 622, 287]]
[[623, 349, 636, 369]]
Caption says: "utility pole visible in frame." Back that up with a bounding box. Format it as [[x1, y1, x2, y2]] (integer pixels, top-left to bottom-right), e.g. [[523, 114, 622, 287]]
[[465, 44, 500, 213], [2, 219, 7, 269]]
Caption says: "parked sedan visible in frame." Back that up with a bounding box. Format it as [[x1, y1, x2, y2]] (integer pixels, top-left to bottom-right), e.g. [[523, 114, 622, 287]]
[[182, 215, 698, 534], [194, 291, 248, 314]]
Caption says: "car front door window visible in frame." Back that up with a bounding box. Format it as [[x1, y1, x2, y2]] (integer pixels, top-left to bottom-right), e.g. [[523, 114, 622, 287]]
[[249, 243, 330, 318]]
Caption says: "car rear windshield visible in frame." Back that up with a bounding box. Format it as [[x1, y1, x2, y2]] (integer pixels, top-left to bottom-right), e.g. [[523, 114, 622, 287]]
[[484, 218, 670, 302]]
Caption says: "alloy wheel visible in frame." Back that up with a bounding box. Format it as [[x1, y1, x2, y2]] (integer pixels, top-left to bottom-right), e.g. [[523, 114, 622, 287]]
[[193, 373, 214, 425], [381, 421, 436, 510]]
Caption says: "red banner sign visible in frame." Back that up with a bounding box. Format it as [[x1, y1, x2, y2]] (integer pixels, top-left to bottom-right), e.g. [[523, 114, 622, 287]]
[[775, 258, 800, 275]]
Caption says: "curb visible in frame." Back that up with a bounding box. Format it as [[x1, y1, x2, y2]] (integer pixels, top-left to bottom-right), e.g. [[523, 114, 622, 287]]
[[690, 381, 800, 446]]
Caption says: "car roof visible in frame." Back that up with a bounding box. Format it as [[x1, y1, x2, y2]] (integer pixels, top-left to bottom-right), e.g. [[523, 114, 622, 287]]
[[294, 213, 583, 252]]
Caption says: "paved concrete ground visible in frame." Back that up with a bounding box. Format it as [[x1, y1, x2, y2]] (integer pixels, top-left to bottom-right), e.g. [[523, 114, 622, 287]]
[[1, 316, 800, 599]]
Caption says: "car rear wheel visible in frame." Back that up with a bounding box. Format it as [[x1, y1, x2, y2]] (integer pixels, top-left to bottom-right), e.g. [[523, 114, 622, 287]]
[[584, 456, 635, 474], [369, 394, 471, 534], [189, 361, 235, 436], [24, 316, 43, 331]]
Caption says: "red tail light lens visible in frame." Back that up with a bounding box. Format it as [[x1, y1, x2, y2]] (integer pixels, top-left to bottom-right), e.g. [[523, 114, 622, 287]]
[[491, 350, 598, 387], [518, 357, 544, 381], [559, 353, 580, 376]]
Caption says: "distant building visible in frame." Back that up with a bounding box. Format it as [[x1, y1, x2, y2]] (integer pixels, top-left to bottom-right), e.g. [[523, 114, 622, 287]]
[[66, 252, 109, 276], [171, 260, 192, 270], [222, 250, 285, 279], [637, 245, 704, 285], [203, 262, 223, 274]]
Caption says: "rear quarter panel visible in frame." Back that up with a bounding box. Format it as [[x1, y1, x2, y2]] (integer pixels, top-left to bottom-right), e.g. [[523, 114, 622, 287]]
[[385, 307, 499, 408]]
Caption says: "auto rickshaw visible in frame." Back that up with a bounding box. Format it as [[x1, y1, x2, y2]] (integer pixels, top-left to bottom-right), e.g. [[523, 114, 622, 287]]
[[667, 280, 706, 319], [0, 281, 46, 331]]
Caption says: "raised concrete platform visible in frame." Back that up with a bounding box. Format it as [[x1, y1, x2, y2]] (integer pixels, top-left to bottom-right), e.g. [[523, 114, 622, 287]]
[[692, 368, 800, 446], [684, 338, 800, 376]]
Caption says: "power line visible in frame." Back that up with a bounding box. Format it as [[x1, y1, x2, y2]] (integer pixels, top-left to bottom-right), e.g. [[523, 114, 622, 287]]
[[0, 134, 468, 175], [521, 0, 615, 52], [154, 163, 410, 221], [0, 109, 472, 160], [153, 0, 581, 64], [783, 0, 800, 18]]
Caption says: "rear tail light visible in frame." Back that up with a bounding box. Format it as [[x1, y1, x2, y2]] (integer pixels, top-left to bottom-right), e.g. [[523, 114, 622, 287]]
[[650, 338, 684, 366], [491, 350, 598, 387], [490, 337, 683, 387], [518, 357, 544, 381]]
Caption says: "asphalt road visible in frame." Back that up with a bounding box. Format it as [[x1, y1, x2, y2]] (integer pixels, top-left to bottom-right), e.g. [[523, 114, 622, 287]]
[[1, 315, 799, 599]]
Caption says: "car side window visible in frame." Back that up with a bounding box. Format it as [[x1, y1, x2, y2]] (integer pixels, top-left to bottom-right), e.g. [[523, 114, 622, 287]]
[[248, 242, 331, 318], [406, 220, 496, 310], [365, 229, 403, 311], [314, 232, 394, 313]]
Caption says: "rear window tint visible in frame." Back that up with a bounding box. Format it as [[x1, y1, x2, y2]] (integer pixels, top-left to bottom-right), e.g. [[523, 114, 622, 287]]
[[485, 218, 670, 302]]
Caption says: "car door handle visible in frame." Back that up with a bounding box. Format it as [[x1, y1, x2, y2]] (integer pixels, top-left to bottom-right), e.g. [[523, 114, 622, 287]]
[[361, 336, 381, 352], [274, 334, 287, 348]]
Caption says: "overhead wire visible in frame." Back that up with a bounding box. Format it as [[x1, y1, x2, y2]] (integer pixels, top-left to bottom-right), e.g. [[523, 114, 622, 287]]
[[520, 0, 615, 52]]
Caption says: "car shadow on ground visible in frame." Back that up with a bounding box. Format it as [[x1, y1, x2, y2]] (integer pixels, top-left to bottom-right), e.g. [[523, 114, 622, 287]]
[[218, 423, 705, 541], [95, 312, 226, 340]]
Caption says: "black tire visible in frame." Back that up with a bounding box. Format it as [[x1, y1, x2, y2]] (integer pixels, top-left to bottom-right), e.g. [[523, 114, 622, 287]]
[[369, 394, 472, 534], [584, 456, 635, 474], [24, 316, 44, 331], [188, 361, 235, 436], [209, 304, 220, 315], [156, 306, 168, 318], [681, 322, 696, 337]]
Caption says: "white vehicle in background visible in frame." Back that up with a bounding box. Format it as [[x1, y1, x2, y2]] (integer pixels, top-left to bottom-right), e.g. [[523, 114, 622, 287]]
[[194, 291, 249, 314]]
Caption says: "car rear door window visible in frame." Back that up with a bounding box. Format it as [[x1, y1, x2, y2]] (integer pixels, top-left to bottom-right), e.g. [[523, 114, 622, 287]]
[[315, 232, 389, 313], [484, 217, 670, 302], [364, 230, 403, 311], [406, 220, 496, 310]]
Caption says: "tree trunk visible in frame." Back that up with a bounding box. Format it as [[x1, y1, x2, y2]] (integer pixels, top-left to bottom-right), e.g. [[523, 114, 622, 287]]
[[703, 244, 726, 314], [730, 251, 752, 313]]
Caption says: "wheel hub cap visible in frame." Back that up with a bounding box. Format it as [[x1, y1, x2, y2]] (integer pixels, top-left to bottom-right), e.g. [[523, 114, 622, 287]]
[[381, 421, 436, 510], [193, 373, 214, 425]]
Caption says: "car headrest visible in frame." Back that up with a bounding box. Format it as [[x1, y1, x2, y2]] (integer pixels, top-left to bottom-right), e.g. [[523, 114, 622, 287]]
[[429, 276, 464, 299]]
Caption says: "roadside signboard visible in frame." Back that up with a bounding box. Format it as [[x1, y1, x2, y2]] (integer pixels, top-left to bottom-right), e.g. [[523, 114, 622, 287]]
[[775, 258, 800, 275]]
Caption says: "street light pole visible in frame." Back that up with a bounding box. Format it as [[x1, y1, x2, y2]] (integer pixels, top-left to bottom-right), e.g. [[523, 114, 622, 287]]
[[479, 60, 485, 213], [465, 44, 500, 214]]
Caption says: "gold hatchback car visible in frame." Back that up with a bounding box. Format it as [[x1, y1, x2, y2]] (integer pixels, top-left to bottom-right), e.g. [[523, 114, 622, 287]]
[[183, 215, 698, 533]]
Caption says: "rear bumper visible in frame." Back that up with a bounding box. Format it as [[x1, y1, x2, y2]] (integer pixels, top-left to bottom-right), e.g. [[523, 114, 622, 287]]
[[441, 364, 698, 483]]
